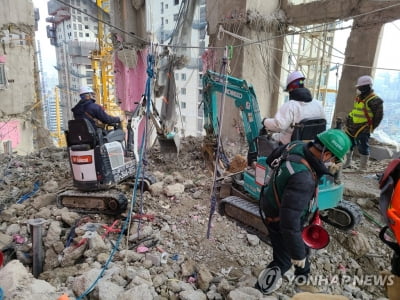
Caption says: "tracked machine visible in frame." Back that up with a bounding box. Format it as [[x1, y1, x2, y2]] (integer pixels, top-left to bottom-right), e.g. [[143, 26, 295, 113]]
[[57, 118, 155, 214], [202, 70, 362, 235]]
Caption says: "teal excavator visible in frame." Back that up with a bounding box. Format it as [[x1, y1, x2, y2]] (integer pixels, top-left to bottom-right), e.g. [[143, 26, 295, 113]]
[[202, 70, 363, 235]]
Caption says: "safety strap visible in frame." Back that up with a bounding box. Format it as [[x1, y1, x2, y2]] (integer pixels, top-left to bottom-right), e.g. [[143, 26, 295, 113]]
[[272, 155, 317, 209], [84, 112, 105, 128], [379, 226, 400, 255], [261, 144, 318, 225], [359, 93, 376, 128]]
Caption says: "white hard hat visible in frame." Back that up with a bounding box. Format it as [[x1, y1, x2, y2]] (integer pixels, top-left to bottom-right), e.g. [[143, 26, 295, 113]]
[[79, 86, 94, 95], [286, 71, 305, 90], [355, 75, 373, 87]]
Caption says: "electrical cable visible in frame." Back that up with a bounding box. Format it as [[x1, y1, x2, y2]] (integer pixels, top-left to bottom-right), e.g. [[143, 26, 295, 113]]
[[51, 0, 400, 73], [206, 47, 230, 239]]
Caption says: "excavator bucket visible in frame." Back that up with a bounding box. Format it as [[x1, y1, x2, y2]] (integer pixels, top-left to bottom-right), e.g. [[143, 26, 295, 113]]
[[157, 132, 180, 154]]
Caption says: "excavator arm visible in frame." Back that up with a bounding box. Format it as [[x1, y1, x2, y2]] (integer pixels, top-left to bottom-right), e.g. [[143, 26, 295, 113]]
[[202, 70, 263, 155]]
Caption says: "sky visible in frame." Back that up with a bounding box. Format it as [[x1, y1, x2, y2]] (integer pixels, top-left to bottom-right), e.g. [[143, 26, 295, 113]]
[[32, 1, 400, 81], [34, 0, 57, 78]]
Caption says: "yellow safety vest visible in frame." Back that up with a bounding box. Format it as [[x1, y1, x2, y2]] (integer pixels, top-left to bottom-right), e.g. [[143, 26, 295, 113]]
[[349, 93, 376, 124]]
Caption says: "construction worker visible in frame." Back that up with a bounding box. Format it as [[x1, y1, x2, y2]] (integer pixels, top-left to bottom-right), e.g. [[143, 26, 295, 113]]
[[379, 158, 400, 299], [262, 70, 326, 145], [72, 86, 121, 128], [343, 75, 384, 171], [257, 129, 351, 294]]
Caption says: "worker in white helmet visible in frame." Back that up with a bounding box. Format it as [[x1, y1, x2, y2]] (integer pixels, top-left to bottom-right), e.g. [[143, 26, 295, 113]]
[[262, 71, 326, 145], [343, 75, 384, 171], [72, 86, 121, 128]]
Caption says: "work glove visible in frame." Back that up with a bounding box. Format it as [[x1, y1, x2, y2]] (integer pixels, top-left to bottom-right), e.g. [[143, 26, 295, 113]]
[[291, 258, 306, 268]]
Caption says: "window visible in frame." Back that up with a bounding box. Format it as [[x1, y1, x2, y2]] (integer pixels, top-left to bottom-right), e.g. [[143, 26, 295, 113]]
[[181, 102, 186, 109], [84, 25, 89, 29], [84, 17, 88, 21], [79, 32, 83, 37], [78, 24, 82, 30], [181, 88, 186, 95], [165, 19, 168, 25], [85, 33, 89, 37], [174, 0, 179, 5], [0, 64, 7, 89], [181, 73, 186, 80], [174, 14, 178, 21]]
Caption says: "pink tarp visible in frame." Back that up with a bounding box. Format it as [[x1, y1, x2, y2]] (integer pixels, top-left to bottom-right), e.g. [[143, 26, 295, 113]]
[[0, 120, 20, 148], [114, 49, 148, 112], [114, 48, 149, 149]]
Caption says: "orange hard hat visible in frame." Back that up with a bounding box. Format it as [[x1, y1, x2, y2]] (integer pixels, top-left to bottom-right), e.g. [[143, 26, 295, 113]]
[[57, 294, 70, 300]]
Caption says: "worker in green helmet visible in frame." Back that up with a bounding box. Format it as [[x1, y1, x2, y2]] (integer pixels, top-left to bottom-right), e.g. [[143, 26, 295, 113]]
[[256, 129, 351, 295]]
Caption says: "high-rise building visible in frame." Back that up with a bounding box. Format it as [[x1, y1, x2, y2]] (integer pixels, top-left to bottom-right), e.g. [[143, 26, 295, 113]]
[[46, 0, 98, 127], [149, 0, 207, 137]]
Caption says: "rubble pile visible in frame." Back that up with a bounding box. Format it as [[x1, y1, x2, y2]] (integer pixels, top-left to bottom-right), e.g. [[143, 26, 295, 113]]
[[0, 137, 395, 300]]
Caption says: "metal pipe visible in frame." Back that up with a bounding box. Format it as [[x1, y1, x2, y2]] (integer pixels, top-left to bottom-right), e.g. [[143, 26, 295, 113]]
[[28, 218, 46, 278]]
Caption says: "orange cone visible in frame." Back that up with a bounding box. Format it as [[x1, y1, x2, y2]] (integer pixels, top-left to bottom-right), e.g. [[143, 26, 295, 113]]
[[57, 294, 70, 300]]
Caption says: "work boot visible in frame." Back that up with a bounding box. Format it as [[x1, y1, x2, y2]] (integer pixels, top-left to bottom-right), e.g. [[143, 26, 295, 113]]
[[342, 151, 353, 169], [359, 154, 369, 171]]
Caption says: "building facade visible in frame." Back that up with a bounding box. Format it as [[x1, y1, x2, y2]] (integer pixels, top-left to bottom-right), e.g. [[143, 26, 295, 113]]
[[46, 0, 98, 126], [150, 0, 207, 137], [0, 0, 51, 154]]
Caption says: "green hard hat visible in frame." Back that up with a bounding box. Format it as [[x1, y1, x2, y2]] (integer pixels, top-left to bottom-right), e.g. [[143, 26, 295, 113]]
[[317, 129, 351, 162]]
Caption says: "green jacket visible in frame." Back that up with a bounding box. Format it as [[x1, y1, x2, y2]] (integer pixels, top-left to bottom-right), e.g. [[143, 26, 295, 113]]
[[260, 141, 330, 259]]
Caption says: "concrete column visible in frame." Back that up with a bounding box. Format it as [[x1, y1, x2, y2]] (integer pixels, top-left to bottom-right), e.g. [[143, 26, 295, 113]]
[[205, 0, 283, 141], [333, 17, 385, 122]]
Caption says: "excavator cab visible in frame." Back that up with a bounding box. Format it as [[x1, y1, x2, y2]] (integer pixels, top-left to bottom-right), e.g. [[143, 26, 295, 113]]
[[291, 118, 327, 142], [64, 119, 133, 192]]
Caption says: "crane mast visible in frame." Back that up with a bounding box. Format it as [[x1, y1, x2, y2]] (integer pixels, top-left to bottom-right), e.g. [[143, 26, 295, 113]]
[[91, 0, 122, 118]]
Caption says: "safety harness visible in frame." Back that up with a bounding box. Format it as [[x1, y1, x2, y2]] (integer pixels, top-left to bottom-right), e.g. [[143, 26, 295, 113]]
[[259, 143, 318, 226], [346, 93, 377, 138]]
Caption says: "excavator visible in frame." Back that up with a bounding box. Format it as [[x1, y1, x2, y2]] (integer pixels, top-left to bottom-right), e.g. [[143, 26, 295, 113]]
[[56, 112, 156, 215], [202, 70, 363, 235]]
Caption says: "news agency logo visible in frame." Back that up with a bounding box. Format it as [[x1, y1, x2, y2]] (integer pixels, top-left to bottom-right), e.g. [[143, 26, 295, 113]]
[[289, 274, 395, 287], [257, 266, 282, 294]]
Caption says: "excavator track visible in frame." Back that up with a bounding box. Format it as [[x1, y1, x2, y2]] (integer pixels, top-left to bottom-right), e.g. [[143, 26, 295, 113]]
[[57, 189, 128, 215], [220, 196, 269, 236]]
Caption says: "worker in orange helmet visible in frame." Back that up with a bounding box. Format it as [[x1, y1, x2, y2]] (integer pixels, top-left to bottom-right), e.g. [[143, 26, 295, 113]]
[[262, 71, 326, 145]]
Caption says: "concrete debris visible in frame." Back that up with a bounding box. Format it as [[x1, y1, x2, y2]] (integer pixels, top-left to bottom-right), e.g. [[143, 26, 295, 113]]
[[0, 137, 395, 299]]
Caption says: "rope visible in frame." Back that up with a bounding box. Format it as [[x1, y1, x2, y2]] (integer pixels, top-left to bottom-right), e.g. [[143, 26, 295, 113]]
[[206, 47, 230, 239], [75, 51, 156, 300]]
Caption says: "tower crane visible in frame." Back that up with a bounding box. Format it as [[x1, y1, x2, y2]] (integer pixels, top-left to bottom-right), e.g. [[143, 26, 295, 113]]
[[90, 0, 122, 118], [51, 87, 66, 147]]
